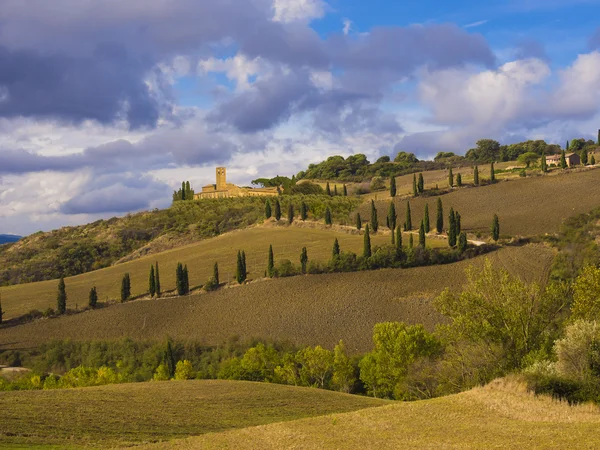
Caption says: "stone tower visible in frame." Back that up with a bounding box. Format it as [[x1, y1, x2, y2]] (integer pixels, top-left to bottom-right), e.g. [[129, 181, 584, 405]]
[[216, 167, 227, 190]]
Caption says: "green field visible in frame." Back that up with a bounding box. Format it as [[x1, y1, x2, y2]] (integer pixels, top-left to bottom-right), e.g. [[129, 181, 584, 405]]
[[146, 378, 600, 449], [0, 245, 554, 353], [0, 380, 387, 448]]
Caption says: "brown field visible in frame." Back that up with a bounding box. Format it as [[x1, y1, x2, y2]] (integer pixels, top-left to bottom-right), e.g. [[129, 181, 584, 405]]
[[360, 167, 600, 238], [147, 378, 600, 450], [0, 245, 554, 353], [0, 380, 386, 448]]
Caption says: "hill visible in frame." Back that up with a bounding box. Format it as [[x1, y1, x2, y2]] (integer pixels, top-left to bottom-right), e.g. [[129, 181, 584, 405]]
[[145, 378, 600, 449], [0, 235, 21, 245], [0, 245, 554, 353], [0, 379, 387, 448]]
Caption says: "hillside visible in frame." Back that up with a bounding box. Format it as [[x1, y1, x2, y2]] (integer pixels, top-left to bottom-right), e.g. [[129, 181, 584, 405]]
[[0, 245, 554, 353], [0, 380, 387, 448], [145, 378, 600, 449]]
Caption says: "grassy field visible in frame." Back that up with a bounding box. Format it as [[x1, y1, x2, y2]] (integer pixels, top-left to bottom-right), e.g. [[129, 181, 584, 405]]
[[0, 225, 445, 320], [0, 380, 387, 448], [360, 167, 600, 238], [146, 378, 600, 449], [0, 245, 554, 353]]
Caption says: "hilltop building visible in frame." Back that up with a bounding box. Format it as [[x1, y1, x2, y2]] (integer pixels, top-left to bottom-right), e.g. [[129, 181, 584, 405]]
[[195, 167, 279, 199], [546, 153, 581, 167]]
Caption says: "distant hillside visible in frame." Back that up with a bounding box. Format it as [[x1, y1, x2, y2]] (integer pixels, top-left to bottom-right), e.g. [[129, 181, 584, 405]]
[[0, 234, 21, 245]]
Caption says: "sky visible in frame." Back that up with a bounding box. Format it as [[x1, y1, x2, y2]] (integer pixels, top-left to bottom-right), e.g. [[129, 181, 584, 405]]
[[1, 0, 600, 235]]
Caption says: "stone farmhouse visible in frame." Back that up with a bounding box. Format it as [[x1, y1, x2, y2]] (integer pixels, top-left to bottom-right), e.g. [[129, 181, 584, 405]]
[[195, 167, 279, 199], [545, 152, 581, 167]]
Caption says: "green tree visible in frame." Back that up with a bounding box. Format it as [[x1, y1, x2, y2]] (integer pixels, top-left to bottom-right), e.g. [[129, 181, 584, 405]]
[[176, 263, 185, 295], [419, 221, 426, 248], [418, 173, 424, 193], [370, 200, 378, 232], [300, 202, 308, 220], [332, 238, 340, 259], [490, 162, 496, 182], [88, 287, 98, 309], [164, 340, 176, 379], [455, 211, 461, 235], [409, 234, 414, 249], [591, 154, 596, 165], [356, 213, 362, 230], [236, 251, 245, 284], [213, 262, 219, 285], [581, 148, 588, 165], [181, 181, 186, 200], [473, 165, 479, 186], [458, 232, 467, 253], [363, 225, 372, 258], [491, 214, 500, 241], [448, 167, 454, 187], [436, 198, 443, 233], [572, 266, 600, 321], [155, 262, 161, 297], [541, 153, 548, 173], [288, 202, 294, 224], [517, 151, 539, 168], [300, 247, 308, 274], [456, 173, 462, 187], [343, 184, 348, 196], [332, 340, 356, 393], [265, 200, 272, 219], [560, 149, 567, 169], [57, 277, 67, 314], [395, 227, 403, 256], [448, 208, 457, 247], [241, 251, 247, 280], [387, 202, 397, 232], [326, 182, 331, 196], [424, 203, 430, 233], [325, 207, 332, 225], [274, 199, 282, 221], [174, 360, 196, 380], [390, 176, 397, 197], [183, 265, 189, 294], [404, 201, 412, 231], [413, 174, 418, 197], [149, 265, 156, 297], [267, 245, 275, 277], [121, 273, 131, 302]]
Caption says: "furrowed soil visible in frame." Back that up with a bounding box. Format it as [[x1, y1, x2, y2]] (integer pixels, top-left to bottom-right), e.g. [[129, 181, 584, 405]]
[[0, 245, 554, 353], [0, 380, 387, 448], [360, 167, 600, 238]]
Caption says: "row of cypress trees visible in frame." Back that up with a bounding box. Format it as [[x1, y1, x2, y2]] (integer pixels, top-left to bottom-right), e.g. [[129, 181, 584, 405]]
[[265, 199, 310, 222], [325, 182, 348, 196]]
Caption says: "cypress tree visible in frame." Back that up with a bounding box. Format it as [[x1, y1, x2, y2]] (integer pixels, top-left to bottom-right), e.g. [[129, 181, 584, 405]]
[[241, 251, 247, 280], [149, 265, 156, 297], [165, 340, 176, 379], [560, 149, 567, 169], [566, 140, 570, 151], [424, 203, 430, 233], [183, 265, 190, 294], [300, 247, 308, 274], [176, 263, 184, 295], [88, 287, 98, 308], [409, 234, 414, 249], [265, 200, 272, 219], [300, 202, 308, 220], [121, 273, 131, 302], [419, 221, 426, 248], [490, 162, 496, 182], [458, 232, 468, 253], [363, 225, 372, 258], [456, 173, 462, 187], [326, 182, 331, 196], [390, 176, 397, 197], [236, 251, 244, 284], [455, 211, 461, 235], [370, 200, 378, 232], [387, 202, 397, 231], [185, 181, 191, 200], [436, 198, 443, 233], [474, 166, 479, 185], [591, 154, 596, 165], [213, 262, 219, 285], [57, 277, 67, 314], [155, 262, 161, 297], [581, 148, 588, 165], [413, 174, 418, 197], [288, 202, 294, 224], [404, 201, 412, 231], [332, 238, 340, 259], [541, 153, 548, 173], [325, 207, 333, 225], [418, 173, 424, 193], [267, 245, 275, 277], [274, 199, 281, 220], [395, 226, 403, 255], [356, 213, 362, 230], [181, 181, 186, 200], [343, 184, 348, 196], [448, 208, 457, 247], [492, 214, 500, 242], [448, 167, 454, 187]]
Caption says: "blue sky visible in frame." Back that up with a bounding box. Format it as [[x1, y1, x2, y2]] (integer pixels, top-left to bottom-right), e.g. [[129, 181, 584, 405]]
[[1, 0, 600, 234]]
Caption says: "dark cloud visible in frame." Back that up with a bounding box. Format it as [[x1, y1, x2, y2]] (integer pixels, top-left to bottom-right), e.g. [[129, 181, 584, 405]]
[[589, 27, 600, 49], [514, 39, 550, 62]]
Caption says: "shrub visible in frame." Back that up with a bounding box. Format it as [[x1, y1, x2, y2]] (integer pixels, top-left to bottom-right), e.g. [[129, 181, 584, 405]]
[[554, 320, 600, 381], [153, 363, 171, 381], [174, 360, 196, 380], [204, 276, 219, 292], [274, 259, 297, 278]]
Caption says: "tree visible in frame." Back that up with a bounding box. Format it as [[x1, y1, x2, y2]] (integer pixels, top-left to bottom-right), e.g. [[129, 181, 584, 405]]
[[176, 263, 185, 295], [325, 207, 332, 225], [448, 208, 457, 247], [456, 173, 462, 187], [274, 199, 281, 221], [455, 211, 461, 235], [424, 203, 430, 233], [567, 140, 570, 151], [418, 173, 424, 193], [84, 287, 97, 310], [332, 340, 356, 393], [343, 184, 348, 196], [560, 149, 567, 169], [363, 225, 372, 258], [356, 213, 362, 230], [517, 152, 539, 168], [326, 182, 331, 196], [591, 154, 596, 166], [149, 265, 156, 297], [57, 277, 67, 314], [390, 176, 397, 197], [174, 360, 196, 380], [300, 202, 308, 220], [436, 198, 443, 233], [213, 262, 219, 285], [395, 227, 403, 256], [370, 200, 378, 232], [572, 266, 600, 321], [236, 251, 245, 284], [419, 221, 426, 248], [241, 251, 247, 280], [413, 174, 418, 197], [581, 148, 589, 165], [332, 238, 340, 259], [490, 162, 496, 183], [458, 232, 467, 253], [268, 245, 275, 277], [404, 201, 412, 231], [473, 166, 479, 186], [288, 203, 294, 224], [409, 234, 414, 249], [181, 181, 186, 200], [387, 202, 397, 232], [164, 340, 176, 379], [448, 167, 454, 187], [183, 265, 190, 294], [155, 262, 161, 297], [300, 247, 308, 274], [265, 200, 272, 219], [491, 214, 500, 241], [121, 273, 131, 302]]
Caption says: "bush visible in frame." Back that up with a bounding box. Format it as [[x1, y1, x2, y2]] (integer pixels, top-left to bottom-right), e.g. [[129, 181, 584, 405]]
[[370, 177, 386, 191], [554, 320, 600, 381], [153, 363, 171, 381], [204, 277, 219, 292], [174, 360, 196, 380], [274, 259, 297, 278]]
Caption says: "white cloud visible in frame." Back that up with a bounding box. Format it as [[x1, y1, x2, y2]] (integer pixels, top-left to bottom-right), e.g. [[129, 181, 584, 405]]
[[552, 51, 600, 117], [199, 54, 269, 91], [272, 0, 326, 23], [464, 20, 488, 29], [310, 70, 334, 90], [342, 18, 352, 35]]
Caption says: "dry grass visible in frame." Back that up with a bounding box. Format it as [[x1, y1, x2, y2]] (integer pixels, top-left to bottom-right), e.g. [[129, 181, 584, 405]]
[[361, 167, 600, 238], [0, 245, 554, 353], [145, 378, 600, 450], [0, 379, 387, 448]]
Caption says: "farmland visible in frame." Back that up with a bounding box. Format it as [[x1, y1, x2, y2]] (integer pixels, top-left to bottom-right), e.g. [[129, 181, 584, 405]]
[[147, 378, 600, 450], [360, 167, 600, 238], [0, 245, 554, 353], [0, 380, 386, 448]]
